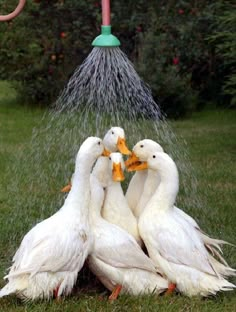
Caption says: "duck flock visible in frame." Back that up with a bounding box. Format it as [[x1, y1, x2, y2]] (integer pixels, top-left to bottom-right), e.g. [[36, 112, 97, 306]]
[[0, 127, 235, 301]]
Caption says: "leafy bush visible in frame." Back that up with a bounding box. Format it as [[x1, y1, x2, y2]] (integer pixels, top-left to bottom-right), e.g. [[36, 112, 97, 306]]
[[134, 1, 234, 117], [0, 0, 101, 104], [207, 2, 236, 108]]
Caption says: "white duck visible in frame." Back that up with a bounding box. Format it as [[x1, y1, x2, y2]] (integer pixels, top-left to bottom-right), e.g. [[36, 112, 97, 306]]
[[61, 126, 130, 192], [0, 137, 105, 300], [126, 139, 235, 275], [88, 174, 168, 299], [137, 151, 235, 296], [125, 139, 163, 219], [101, 153, 141, 245]]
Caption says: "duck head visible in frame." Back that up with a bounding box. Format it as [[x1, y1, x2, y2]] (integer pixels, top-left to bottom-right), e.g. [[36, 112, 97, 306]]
[[108, 152, 125, 182], [61, 137, 109, 192], [125, 139, 164, 172], [77, 136, 105, 159], [147, 151, 179, 194], [103, 127, 131, 155]]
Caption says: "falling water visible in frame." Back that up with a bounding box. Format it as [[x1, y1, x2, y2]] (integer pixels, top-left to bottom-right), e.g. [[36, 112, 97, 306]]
[[4, 47, 202, 265]]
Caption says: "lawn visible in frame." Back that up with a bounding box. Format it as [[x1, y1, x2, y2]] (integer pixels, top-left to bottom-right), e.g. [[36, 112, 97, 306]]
[[0, 81, 235, 311]]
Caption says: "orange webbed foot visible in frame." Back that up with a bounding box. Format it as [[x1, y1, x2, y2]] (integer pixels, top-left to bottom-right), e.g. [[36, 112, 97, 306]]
[[108, 284, 122, 301], [165, 283, 176, 295]]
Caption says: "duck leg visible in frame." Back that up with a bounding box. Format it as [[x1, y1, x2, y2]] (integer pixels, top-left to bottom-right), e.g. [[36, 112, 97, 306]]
[[53, 285, 61, 300], [165, 283, 176, 295], [108, 284, 122, 301]]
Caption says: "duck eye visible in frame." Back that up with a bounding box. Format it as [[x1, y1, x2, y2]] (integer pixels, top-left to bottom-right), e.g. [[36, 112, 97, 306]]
[[98, 141, 101, 145], [109, 157, 111, 160], [140, 144, 144, 148], [111, 131, 114, 135], [153, 155, 156, 158]]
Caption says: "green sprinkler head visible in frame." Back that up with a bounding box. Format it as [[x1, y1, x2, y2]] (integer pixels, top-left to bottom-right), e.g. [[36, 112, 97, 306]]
[[92, 25, 120, 47]]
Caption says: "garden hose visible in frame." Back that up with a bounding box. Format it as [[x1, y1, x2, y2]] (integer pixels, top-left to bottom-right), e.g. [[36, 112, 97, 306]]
[[0, 0, 26, 22]]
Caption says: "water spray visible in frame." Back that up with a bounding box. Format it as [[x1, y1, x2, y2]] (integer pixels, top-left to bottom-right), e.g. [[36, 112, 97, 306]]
[[56, 0, 160, 119], [0, 0, 26, 22]]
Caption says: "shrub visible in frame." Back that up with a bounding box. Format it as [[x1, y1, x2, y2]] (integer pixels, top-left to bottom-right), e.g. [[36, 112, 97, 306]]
[[207, 2, 236, 108], [134, 2, 227, 117], [0, 0, 100, 104]]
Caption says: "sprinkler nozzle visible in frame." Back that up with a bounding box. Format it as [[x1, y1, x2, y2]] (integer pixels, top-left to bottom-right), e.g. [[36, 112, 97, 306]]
[[92, 25, 120, 47]]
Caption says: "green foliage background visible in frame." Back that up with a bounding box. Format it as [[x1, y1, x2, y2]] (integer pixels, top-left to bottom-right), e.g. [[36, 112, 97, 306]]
[[0, 0, 235, 117]]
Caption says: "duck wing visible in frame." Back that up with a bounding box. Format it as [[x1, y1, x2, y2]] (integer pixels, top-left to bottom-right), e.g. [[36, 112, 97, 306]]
[[7, 216, 88, 278], [93, 222, 158, 273], [151, 212, 217, 276]]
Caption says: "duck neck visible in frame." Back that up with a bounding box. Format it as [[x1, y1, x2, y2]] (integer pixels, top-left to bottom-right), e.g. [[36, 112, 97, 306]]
[[134, 170, 147, 180], [92, 156, 109, 187], [136, 169, 160, 216], [107, 176, 123, 194], [104, 177, 127, 214], [148, 172, 179, 212], [144, 169, 161, 200], [89, 201, 102, 225], [63, 153, 93, 219], [89, 176, 105, 225]]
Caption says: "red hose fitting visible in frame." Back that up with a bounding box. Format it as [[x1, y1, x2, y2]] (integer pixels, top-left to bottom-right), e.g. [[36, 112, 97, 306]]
[[102, 0, 110, 26]]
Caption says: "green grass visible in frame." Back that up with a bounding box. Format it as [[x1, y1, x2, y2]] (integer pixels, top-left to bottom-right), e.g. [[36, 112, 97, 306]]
[[0, 81, 236, 311]]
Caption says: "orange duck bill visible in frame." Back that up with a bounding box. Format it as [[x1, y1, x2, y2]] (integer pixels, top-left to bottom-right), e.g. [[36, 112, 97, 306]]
[[102, 147, 111, 157], [117, 137, 131, 155], [125, 152, 148, 172], [112, 162, 125, 182]]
